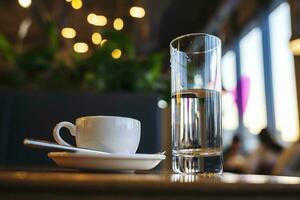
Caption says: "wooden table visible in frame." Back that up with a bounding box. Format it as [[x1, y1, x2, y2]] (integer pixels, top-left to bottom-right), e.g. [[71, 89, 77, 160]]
[[0, 170, 300, 200]]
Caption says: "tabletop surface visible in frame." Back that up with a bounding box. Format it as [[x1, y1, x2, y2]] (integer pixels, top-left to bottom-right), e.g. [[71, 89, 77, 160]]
[[1, 169, 300, 194], [1, 169, 300, 200]]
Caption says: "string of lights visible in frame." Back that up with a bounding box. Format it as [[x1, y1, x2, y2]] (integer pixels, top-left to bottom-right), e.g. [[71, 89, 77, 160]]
[[17, 0, 146, 58]]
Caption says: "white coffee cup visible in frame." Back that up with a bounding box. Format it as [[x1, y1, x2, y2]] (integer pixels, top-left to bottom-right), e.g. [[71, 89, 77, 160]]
[[53, 116, 141, 154]]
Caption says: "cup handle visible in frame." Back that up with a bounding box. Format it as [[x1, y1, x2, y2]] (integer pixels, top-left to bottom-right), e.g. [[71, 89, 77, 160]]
[[53, 122, 76, 146]]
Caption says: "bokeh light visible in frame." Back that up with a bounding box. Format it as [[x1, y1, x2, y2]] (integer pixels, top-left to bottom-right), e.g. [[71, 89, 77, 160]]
[[111, 49, 122, 59], [91, 32, 102, 45], [87, 13, 97, 24], [100, 39, 107, 46], [290, 39, 300, 56], [157, 100, 168, 109], [18, 0, 32, 8], [113, 18, 124, 31], [87, 14, 107, 26], [18, 18, 32, 39], [129, 6, 145, 18], [61, 27, 76, 39], [71, 0, 82, 10], [73, 42, 89, 53], [94, 15, 107, 26]]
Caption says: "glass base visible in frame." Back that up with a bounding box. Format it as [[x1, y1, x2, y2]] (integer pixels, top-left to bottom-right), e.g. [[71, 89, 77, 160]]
[[172, 154, 223, 174]]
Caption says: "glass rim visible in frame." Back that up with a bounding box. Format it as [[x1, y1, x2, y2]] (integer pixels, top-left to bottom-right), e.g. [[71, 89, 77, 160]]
[[170, 33, 221, 54]]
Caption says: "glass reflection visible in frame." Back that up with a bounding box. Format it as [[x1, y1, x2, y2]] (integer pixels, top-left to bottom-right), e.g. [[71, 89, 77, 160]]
[[171, 174, 221, 183]]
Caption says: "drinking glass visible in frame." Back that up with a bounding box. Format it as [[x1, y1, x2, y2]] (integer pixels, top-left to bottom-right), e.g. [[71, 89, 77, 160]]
[[170, 33, 222, 174]]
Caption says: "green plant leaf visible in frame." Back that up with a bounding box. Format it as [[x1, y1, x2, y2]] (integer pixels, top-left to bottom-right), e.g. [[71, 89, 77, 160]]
[[0, 33, 15, 64]]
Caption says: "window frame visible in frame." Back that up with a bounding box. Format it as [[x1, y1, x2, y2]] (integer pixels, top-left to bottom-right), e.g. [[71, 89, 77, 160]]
[[221, 0, 296, 143]]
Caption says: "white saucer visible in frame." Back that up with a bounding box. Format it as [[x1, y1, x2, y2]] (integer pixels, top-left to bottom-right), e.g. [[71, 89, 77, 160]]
[[48, 152, 166, 171]]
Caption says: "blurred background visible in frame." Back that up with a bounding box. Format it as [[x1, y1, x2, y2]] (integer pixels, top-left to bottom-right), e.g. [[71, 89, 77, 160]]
[[1, 0, 300, 176]]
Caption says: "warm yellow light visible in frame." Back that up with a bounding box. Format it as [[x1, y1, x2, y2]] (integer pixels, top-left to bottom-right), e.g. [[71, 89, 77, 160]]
[[18, 0, 32, 8], [129, 6, 145, 18], [94, 15, 107, 26], [113, 18, 124, 31], [71, 0, 82, 10], [111, 49, 122, 59], [87, 13, 96, 24], [290, 39, 300, 56], [91, 32, 102, 45], [61, 27, 76, 39], [100, 39, 107, 46], [73, 42, 88, 53], [87, 14, 107, 26]]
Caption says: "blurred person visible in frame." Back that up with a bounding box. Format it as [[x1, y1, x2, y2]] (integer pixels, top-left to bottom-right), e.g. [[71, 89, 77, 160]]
[[246, 128, 283, 174], [273, 140, 300, 176], [224, 135, 247, 173]]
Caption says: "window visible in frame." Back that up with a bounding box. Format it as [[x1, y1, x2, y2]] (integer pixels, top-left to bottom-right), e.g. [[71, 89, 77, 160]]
[[221, 1, 299, 142], [239, 28, 267, 134], [221, 51, 238, 130], [269, 2, 299, 142]]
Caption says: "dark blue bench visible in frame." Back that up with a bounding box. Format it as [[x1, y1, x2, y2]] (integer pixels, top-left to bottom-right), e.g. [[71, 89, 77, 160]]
[[0, 90, 161, 167]]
